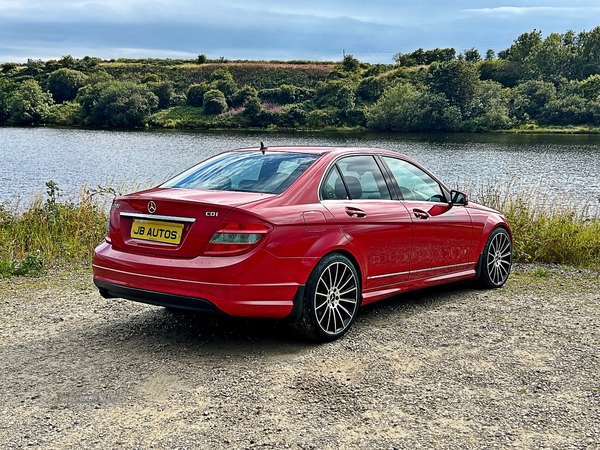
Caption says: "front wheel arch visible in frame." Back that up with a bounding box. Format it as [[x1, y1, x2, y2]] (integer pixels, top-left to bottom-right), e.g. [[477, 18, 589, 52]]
[[475, 226, 512, 289]]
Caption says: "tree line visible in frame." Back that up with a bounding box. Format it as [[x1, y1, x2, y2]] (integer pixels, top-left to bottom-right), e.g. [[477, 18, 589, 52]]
[[1, 27, 600, 132]]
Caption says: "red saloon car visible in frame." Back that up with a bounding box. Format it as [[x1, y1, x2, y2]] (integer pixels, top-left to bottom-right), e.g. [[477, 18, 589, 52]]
[[93, 146, 512, 341]]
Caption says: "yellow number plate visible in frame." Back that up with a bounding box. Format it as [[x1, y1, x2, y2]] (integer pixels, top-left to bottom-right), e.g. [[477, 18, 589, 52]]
[[131, 220, 184, 245]]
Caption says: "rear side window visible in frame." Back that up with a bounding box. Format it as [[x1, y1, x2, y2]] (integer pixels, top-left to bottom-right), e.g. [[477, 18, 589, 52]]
[[321, 155, 391, 200], [162, 151, 320, 195]]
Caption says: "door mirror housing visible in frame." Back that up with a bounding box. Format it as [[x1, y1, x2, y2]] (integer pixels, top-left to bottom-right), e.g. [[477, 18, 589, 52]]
[[451, 190, 468, 206]]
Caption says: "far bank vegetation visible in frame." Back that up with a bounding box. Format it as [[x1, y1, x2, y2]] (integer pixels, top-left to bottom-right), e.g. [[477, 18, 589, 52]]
[[1, 28, 600, 132]]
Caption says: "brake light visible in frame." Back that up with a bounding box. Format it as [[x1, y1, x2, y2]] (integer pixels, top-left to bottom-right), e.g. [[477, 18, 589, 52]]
[[105, 219, 112, 243], [204, 222, 271, 256]]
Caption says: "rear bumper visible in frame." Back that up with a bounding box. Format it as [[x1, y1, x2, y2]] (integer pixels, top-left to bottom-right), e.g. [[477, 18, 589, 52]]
[[92, 241, 315, 319], [94, 279, 222, 313]]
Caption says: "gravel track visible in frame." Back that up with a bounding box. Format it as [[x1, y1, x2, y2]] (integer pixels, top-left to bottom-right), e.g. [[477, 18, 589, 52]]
[[1, 265, 599, 449]]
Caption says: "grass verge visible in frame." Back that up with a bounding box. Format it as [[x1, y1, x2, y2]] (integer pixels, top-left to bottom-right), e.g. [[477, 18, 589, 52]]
[[1, 180, 599, 277], [470, 181, 600, 269], [0, 181, 112, 277]]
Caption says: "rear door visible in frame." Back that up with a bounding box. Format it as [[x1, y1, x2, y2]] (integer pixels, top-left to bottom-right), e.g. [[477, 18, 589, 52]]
[[380, 156, 473, 280], [320, 155, 413, 290]]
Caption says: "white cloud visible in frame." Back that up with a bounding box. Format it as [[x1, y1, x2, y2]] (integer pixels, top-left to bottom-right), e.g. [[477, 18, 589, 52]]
[[464, 6, 600, 16]]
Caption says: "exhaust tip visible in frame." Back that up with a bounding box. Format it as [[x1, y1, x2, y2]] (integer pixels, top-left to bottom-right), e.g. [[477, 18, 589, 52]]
[[98, 288, 113, 299]]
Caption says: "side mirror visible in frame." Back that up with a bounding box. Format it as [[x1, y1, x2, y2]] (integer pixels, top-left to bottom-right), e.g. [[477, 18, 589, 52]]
[[451, 190, 468, 205]]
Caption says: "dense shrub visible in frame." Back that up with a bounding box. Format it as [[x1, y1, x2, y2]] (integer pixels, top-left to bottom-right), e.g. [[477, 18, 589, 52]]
[[186, 83, 209, 107], [275, 103, 308, 127], [46, 68, 87, 103], [306, 108, 339, 128], [203, 89, 228, 115], [232, 85, 259, 107], [258, 84, 296, 104], [7, 79, 54, 124], [0, 79, 17, 122], [541, 95, 591, 125], [367, 83, 459, 132], [357, 76, 389, 102], [208, 69, 238, 102], [510, 80, 557, 121], [76, 81, 158, 127], [45, 102, 82, 126], [147, 80, 174, 109], [242, 95, 262, 116]]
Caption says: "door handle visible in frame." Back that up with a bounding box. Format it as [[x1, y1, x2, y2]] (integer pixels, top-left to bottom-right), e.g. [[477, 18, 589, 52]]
[[345, 207, 367, 218], [413, 208, 429, 219]]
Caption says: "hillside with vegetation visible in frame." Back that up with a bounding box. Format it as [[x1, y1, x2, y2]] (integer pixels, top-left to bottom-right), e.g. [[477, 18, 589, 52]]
[[1, 27, 600, 132]]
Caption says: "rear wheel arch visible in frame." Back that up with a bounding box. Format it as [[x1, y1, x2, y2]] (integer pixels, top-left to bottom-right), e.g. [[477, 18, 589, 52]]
[[321, 249, 363, 296], [300, 237, 364, 293], [293, 251, 362, 341]]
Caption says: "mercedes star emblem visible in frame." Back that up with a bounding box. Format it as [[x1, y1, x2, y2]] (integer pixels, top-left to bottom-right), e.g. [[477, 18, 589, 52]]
[[148, 201, 157, 214]]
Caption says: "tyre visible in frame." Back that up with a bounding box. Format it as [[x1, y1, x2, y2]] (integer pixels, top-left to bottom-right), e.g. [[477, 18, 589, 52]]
[[294, 254, 360, 342], [476, 227, 512, 289]]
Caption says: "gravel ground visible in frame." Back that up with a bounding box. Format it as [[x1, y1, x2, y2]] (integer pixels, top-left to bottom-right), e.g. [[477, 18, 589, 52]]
[[0, 265, 599, 449]]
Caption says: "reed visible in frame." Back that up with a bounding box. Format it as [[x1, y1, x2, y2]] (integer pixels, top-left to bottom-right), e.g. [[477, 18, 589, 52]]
[[1, 180, 599, 277], [0, 181, 138, 276], [468, 179, 600, 269]]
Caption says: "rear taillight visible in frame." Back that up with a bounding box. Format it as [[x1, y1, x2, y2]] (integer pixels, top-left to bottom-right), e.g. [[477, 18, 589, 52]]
[[204, 222, 271, 256], [105, 219, 112, 243]]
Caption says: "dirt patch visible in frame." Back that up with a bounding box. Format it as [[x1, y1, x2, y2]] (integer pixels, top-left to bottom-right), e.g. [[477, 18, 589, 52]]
[[1, 265, 599, 449]]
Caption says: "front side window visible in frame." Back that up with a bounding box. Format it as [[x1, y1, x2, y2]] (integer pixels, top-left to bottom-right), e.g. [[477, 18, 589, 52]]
[[162, 151, 320, 195], [383, 157, 445, 202], [321, 155, 391, 200]]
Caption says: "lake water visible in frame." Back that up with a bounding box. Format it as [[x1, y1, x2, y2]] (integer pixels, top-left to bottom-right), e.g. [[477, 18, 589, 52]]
[[1, 127, 599, 213]]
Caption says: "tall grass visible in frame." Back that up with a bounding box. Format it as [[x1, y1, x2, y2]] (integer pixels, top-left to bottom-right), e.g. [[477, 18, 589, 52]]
[[0, 181, 117, 276], [1, 180, 599, 277], [469, 179, 600, 269]]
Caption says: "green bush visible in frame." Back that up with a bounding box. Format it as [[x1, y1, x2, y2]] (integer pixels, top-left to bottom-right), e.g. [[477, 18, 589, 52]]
[[147, 80, 174, 109], [232, 84, 259, 107], [0, 78, 17, 123], [357, 76, 389, 102], [147, 106, 211, 128], [274, 103, 308, 128], [7, 79, 54, 125], [366, 83, 459, 132], [306, 108, 339, 128], [45, 102, 82, 126], [76, 81, 159, 127], [242, 95, 262, 116], [203, 89, 228, 115], [186, 83, 209, 107], [47, 68, 87, 103]]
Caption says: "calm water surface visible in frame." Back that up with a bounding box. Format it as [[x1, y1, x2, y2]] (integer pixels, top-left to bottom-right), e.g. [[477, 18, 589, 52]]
[[1, 127, 599, 211]]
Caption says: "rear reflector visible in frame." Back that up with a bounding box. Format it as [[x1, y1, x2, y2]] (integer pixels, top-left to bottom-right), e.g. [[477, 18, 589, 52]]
[[204, 222, 271, 256]]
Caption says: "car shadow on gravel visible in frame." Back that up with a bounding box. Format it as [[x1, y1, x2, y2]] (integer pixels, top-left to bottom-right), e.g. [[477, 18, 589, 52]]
[[2, 280, 480, 397], [70, 279, 477, 355], [354, 280, 476, 326]]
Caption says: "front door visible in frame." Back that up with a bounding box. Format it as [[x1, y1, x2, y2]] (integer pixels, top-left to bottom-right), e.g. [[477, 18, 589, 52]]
[[381, 156, 473, 280]]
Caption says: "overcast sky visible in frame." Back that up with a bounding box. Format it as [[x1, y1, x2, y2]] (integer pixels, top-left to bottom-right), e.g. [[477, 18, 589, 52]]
[[1, 1, 600, 64]]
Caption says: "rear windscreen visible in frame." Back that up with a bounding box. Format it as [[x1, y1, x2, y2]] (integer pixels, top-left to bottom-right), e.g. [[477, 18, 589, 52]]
[[161, 151, 321, 195]]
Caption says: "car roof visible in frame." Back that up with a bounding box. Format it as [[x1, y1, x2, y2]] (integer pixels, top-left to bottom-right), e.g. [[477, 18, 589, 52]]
[[230, 146, 405, 157]]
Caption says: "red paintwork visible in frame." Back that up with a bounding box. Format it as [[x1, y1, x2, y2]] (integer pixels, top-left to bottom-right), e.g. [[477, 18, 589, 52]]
[[92, 147, 511, 318]]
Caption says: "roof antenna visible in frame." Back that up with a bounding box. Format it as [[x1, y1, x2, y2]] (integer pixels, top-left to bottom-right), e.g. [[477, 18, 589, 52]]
[[260, 141, 266, 154]]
